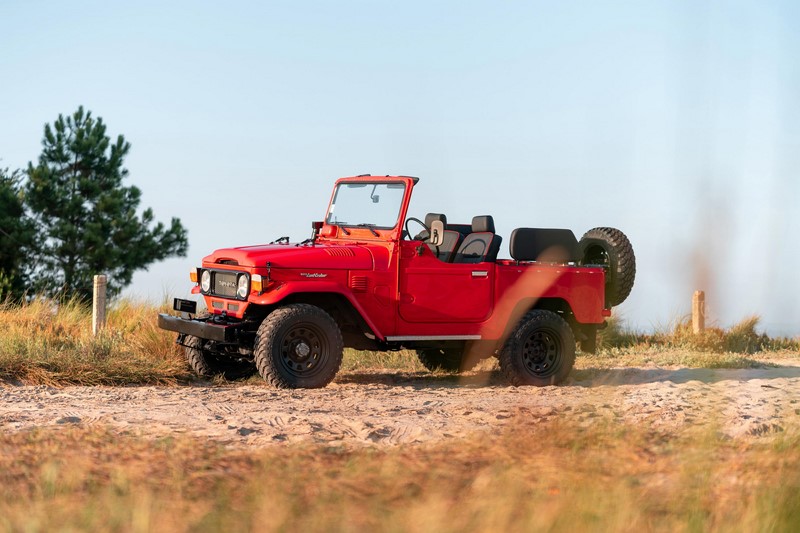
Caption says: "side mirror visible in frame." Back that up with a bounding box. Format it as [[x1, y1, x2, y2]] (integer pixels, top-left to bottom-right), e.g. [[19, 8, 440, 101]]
[[429, 220, 445, 247], [310, 220, 324, 241]]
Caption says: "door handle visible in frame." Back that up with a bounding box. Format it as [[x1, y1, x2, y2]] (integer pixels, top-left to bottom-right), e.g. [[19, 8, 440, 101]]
[[471, 271, 488, 278]]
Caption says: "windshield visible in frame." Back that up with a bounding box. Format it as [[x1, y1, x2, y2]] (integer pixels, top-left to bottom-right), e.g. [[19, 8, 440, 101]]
[[325, 182, 407, 229]]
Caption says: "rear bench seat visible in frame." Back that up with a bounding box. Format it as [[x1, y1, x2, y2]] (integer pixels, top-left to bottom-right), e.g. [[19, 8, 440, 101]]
[[508, 228, 579, 263]]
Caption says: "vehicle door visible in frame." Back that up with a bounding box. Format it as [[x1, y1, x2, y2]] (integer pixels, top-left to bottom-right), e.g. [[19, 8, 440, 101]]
[[397, 241, 494, 323]]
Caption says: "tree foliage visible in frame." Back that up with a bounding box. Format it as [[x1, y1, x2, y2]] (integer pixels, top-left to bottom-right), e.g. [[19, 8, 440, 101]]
[[0, 167, 35, 300], [25, 106, 188, 301]]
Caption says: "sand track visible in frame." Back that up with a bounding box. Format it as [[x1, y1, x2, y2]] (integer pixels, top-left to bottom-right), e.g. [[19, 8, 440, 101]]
[[2, 364, 799, 447]]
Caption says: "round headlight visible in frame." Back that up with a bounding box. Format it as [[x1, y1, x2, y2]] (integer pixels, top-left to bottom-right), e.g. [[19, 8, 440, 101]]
[[237, 274, 249, 299], [200, 270, 211, 292]]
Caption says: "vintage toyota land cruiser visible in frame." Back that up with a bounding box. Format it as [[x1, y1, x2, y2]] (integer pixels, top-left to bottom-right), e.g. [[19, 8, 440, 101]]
[[158, 175, 635, 388]]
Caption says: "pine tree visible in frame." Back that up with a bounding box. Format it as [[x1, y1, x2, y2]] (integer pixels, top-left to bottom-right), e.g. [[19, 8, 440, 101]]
[[25, 106, 188, 301], [0, 166, 35, 299]]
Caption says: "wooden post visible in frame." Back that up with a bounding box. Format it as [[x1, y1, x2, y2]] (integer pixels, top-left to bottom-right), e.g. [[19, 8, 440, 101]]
[[92, 275, 107, 335], [692, 290, 705, 334]]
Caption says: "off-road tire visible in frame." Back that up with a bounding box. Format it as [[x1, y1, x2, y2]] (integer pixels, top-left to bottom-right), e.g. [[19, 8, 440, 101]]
[[253, 304, 344, 389], [416, 348, 463, 372], [499, 310, 576, 386], [579, 227, 636, 307], [184, 335, 255, 380]]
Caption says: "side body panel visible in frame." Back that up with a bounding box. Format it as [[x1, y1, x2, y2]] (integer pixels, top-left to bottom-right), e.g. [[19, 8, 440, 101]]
[[186, 175, 608, 345]]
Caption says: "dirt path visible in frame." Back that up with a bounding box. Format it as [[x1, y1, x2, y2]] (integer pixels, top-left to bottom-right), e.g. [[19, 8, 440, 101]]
[[2, 364, 800, 447]]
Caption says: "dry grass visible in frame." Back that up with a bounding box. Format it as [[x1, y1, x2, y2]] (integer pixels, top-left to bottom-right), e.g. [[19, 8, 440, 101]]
[[0, 299, 798, 385], [0, 298, 188, 385], [0, 420, 798, 532], [341, 348, 426, 372], [586, 315, 800, 370], [2, 301, 800, 531], [598, 314, 800, 354]]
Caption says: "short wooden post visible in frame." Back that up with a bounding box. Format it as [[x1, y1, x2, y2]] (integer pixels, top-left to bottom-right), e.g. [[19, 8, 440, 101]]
[[692, 290, 705, 334], [92, 275, 107, 335]]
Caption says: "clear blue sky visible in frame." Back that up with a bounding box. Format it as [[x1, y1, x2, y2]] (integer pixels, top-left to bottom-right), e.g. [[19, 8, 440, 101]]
[[2, 1, 798, 335]]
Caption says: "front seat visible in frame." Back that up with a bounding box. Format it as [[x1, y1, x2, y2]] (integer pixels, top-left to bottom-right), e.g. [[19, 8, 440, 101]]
[[453, 215, 502, 263], [421, 213, 463, 262]]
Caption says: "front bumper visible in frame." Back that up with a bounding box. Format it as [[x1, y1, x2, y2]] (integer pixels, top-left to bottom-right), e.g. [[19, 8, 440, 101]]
[[157, 313, 239, 342]]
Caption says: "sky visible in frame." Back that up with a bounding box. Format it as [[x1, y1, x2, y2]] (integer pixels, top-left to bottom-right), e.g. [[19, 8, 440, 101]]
[[1, 1, 798, 335]]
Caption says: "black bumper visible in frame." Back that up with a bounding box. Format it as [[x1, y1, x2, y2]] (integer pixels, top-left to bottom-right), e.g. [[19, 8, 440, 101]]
[[157, 313, 238, 342]]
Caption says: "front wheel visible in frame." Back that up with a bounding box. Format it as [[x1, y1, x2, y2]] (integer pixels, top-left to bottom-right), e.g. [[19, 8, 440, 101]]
[[499, 310, 575, 386], [254, 304, 344, 389]]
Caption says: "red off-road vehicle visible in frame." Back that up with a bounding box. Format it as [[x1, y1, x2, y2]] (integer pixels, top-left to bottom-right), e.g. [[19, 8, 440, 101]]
[[158, 175, 635, 388]]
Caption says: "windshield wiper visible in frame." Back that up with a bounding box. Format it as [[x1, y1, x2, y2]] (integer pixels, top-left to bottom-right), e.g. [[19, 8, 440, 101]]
[[356, 224, 380, 236]]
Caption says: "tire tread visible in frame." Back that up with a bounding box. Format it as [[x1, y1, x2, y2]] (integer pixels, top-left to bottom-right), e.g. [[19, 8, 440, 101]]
[[580, 227, 636, 306], [499, 309, 575, 386], [254, 304, 343, 389]]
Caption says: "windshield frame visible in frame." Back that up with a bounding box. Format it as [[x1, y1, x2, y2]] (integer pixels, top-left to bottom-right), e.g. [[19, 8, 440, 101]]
[[324, 180, 408, 231]]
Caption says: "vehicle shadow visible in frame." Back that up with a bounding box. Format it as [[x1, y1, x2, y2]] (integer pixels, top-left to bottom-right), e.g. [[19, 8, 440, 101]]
[[334, 370, 506, 389], [571, 363, 800, 387], [334, 362, 800, 389]]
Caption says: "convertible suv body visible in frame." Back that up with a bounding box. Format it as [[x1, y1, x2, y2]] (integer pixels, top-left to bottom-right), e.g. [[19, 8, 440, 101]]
[[158, 175, 635, 388]]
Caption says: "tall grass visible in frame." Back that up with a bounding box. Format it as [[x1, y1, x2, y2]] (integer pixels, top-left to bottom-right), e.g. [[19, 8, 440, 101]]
[[1, 299, 798, 385], [598, 315, 800, 354], [340, 348, 425, 372], [0, 420, 798, 532], [0, 298, 188, 385]]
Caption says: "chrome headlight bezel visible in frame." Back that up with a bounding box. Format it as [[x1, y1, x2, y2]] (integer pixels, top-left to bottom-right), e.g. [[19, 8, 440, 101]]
[[236, 273, 249, 299], [200, 270, 211, 293]]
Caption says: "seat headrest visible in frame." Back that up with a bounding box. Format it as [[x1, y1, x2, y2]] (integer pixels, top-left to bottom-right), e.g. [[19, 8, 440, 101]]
[[425, 212, 447, 227], [471, 215, 495, 233]]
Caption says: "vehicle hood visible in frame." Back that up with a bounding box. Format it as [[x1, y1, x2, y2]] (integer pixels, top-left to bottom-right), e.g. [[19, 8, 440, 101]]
[[202, 243, 374, 270]]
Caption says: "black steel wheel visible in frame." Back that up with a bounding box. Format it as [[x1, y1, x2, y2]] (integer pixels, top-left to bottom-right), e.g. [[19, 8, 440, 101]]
[[183, 335, 256, 380], [254, 304, 343, 389], [499, 310, 575, 386]]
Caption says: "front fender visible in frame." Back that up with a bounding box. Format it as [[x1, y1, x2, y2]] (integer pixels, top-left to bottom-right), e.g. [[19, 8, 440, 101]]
[[248, 281, 386, 341]]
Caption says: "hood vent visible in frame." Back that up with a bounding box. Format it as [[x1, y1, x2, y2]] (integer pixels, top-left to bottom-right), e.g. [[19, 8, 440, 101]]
[[326, 247, 356, 257], [216, 259, 239, 265]]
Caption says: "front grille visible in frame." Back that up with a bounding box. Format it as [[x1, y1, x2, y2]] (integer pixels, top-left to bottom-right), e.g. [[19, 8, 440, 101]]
[[213, 271, 239, 298]]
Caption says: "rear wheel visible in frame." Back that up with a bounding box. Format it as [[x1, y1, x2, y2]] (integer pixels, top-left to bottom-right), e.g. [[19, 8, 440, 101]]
[[183, 335, 255, 380], [579, 227, 636, 307], [254, 304, 344, 389], [499, 310, 575, 386]]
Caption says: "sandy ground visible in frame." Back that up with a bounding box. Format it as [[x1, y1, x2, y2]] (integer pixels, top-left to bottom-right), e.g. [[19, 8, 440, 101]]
[[2, 362, 800, 448]]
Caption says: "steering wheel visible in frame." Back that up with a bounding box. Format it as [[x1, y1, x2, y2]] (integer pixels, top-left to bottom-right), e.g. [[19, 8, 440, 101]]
[[404, 217, 429, 241]]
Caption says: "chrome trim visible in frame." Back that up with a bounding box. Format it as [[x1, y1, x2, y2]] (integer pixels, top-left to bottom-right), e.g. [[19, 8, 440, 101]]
[[385, 335, 482, 341]]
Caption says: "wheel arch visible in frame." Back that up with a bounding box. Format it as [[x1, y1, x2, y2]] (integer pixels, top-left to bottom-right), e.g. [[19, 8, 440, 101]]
[[247, 291, 381, 345], [500, 297, 591, 347], [531, 297, 598, 349]]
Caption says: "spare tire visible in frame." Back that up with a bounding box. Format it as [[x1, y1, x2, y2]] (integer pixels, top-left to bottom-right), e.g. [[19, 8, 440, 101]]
[[578, 227, 636, 306]]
